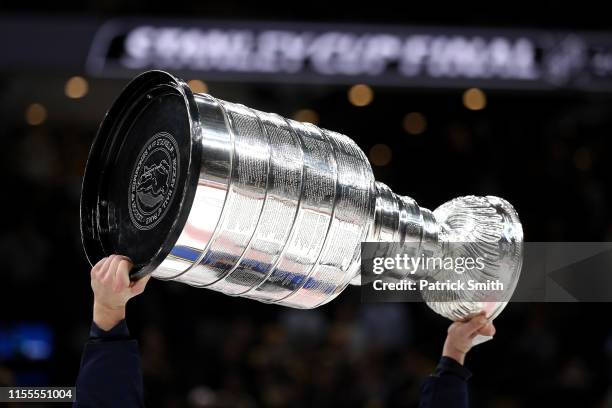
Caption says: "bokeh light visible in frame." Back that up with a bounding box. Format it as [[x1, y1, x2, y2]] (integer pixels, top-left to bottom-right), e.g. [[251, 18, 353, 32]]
[[348, 84, 374, 107], [293, 109, 319, 124], [64, 76, 89, 99], [369, 144, 392, 166], [402, 112, 427, 135], [462, 88, 487, 110], [25, 103, 47, 126], [188, 79, 209, 94]]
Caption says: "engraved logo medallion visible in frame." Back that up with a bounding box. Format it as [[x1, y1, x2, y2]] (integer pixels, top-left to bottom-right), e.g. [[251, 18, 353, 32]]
[[129, 132, 180, 231]]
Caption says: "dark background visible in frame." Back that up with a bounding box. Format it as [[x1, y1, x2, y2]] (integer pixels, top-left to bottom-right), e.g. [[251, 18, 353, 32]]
[[0, 2, 611, 407]]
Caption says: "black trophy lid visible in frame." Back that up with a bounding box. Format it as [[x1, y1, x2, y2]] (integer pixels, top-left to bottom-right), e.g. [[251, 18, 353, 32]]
[[80, 71, 201, 279]]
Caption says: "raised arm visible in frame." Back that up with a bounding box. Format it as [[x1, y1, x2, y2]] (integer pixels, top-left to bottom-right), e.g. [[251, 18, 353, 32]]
[[74, 255, 150, 408], [419, 312, 496, 408]]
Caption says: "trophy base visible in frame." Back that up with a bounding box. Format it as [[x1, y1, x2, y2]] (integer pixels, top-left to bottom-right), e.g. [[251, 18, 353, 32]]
[[80, 71, 202, 279]]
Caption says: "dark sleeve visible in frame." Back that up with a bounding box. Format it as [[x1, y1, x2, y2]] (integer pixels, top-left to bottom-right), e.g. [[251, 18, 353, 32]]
[[74, 320, 144, 408], [418, 356, 471, 408]]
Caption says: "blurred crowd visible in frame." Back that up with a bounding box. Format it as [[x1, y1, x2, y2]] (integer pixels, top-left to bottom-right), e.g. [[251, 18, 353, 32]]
[[128, 301, 612, 407]]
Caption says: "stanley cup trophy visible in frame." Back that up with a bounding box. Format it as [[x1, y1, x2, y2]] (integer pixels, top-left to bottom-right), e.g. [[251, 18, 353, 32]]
[[81, 71, 523, 322]]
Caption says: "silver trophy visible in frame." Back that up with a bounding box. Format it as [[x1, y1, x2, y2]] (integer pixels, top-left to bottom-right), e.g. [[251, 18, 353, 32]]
[[81, 71, 523, 321]]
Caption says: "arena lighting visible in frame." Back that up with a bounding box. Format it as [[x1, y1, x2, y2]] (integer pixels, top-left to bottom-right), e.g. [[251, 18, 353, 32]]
[[292, 109, 319, 125], [348, 84, 374, 107], [463, 88, 487, 110], [369, 144, 392, 166], [25, 103, 47, 126], [187, 79, 208, 94], [65, 76, 89, 99], [402, 112, 427, 135], [80, 71, 523, 321]]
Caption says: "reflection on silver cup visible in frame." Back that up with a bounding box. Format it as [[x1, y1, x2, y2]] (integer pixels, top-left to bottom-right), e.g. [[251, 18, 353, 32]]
[[81, 70, 523, 320]]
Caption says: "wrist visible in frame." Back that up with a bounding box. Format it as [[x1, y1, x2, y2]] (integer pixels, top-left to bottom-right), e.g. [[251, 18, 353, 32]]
[[442, 344, 466, 365], [93, 301, 126, 331]]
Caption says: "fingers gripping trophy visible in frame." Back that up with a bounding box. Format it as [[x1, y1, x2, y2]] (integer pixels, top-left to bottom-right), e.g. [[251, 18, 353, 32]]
[[81, 71, 523, 324]]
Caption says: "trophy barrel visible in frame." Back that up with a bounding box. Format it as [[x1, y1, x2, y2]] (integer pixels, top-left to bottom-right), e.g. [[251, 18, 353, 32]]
[[81, 70, 376, 309]]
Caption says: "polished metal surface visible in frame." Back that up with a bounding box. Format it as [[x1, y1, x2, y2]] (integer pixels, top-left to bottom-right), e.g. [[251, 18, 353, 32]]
[[83, 71, 523, 320], [150, 94, 375, 309]]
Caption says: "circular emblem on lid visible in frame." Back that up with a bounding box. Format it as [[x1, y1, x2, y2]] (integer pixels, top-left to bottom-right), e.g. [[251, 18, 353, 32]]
[[129, 131, 180, 231]]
